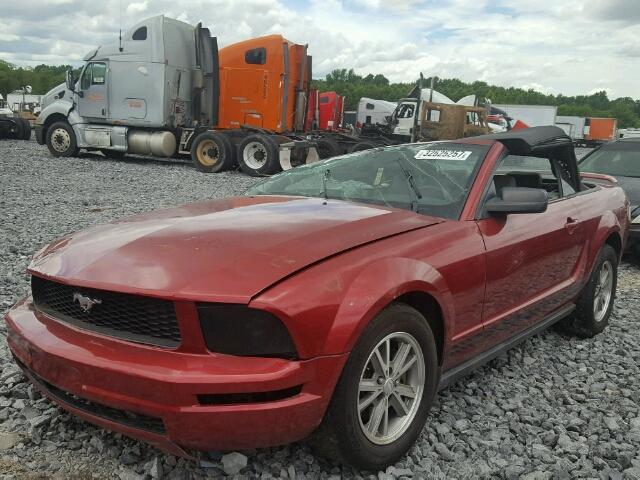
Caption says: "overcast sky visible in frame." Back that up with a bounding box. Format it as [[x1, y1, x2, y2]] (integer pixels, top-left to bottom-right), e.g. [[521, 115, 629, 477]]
[[1, 0, 639, 99]]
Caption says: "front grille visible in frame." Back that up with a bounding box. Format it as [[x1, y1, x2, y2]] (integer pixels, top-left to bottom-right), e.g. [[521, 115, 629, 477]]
[[15, 357, 165, 434], [31, 276, 181, 348]]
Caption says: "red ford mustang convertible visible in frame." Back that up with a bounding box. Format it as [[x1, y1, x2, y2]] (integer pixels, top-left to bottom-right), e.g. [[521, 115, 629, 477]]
[[6, 127, 629, 469]]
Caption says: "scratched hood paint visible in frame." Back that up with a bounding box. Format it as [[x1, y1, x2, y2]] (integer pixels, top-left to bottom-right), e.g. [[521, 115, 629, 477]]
[[29, 196, 441, 303]]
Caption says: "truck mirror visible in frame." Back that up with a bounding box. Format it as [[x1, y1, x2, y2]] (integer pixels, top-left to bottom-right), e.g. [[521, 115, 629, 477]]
[[65, 69, 75, 92]]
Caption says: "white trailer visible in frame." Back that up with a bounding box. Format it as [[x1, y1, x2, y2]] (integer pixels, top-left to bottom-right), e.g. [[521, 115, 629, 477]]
[[357, 98, 397, 125], [556, 115, 586, 142], [618, 128, 640, 140], [494, 104, 557, 128], [7, 91, 42, 113]]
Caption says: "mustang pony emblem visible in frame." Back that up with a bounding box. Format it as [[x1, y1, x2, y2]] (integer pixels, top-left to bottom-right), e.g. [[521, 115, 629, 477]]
[[72, 293, 102, 312]]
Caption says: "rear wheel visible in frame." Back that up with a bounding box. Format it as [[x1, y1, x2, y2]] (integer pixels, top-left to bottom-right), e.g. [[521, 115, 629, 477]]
[[191, 131, 235, 173], [19, 119, 31, 140], [316, 138, 341, 159], [310, 303, 438, 469], [237, 134, 281, 176], [46, 121, 79, 157], [556, 244, 617, 337], [349, 141, 376, 153]]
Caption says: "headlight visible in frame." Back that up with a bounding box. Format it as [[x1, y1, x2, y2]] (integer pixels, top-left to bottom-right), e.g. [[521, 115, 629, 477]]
[[197, 304, 297, 359]]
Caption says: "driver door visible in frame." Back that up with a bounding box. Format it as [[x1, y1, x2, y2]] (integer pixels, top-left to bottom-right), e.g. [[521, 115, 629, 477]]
[[476, 154, 585, 344], [77, 62, 108, 119]]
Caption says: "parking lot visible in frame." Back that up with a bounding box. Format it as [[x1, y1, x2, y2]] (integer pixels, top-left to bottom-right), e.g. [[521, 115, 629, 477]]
[[1, 140, 639, 479]]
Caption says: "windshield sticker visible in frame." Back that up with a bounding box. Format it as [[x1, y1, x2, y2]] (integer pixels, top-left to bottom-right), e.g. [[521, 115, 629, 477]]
[[415, 149, 472, 161], [373, 167, 384, 186]]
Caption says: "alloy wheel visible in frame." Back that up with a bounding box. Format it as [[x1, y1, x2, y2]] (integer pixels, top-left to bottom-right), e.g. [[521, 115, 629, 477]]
[[594, 260, 613, 322], [357, 332, 425, 445]]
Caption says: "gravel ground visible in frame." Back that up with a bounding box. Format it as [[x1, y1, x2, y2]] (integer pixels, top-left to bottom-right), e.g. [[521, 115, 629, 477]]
[[1, 140, 639, 480]]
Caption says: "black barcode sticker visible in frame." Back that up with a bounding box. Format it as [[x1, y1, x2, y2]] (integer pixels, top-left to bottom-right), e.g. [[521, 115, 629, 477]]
[[415, 150, 472, 161]]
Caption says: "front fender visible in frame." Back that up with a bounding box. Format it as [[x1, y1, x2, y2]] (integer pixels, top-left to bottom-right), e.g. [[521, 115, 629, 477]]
[[251, 253, 452, 358], [37, 100, 74, 126], [322, 257, 452, 355]]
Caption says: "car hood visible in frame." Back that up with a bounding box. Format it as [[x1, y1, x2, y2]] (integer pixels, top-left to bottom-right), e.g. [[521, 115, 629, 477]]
[[29, 196, 442, 303]]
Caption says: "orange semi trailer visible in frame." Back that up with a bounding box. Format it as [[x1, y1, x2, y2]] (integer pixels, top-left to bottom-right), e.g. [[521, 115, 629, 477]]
[[583, 117, 618, 146]]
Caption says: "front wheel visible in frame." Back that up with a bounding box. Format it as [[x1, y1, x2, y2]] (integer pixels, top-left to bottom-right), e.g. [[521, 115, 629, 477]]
[[46, 121, 79, 157], [310, 303, 439, 469], [556, 244, 618, 338]]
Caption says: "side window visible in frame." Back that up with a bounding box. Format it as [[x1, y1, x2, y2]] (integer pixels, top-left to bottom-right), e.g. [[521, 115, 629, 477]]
[[80, 64, 92, 90], [397, 104, 415, 119], [319, 97, 329, 104], [245, 47, 266, 65], [366, 103, 375, 110], [132, 26, 147, 40], [495, 154, 562, 200], [91, 63, 106, 85]]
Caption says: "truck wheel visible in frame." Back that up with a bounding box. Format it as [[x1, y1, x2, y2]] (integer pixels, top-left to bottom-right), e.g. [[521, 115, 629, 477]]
[[350, 141, 376, 153], [316, 138, 341, 159], [46, 121, 79, 157], [191, 131, 235, 173], [309, 303, 439, 470], [21, 119, 32, 140], [556, 244, 618, 338], [238, 134, 281, 176]]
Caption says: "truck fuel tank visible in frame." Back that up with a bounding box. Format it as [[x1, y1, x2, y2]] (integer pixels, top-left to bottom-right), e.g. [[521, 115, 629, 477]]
[[128, 130, 177, 157]]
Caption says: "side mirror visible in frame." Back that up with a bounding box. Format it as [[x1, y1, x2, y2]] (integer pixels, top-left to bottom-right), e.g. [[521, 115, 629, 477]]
[[485, 187, 548, 215], [65, 69, 75, 92]]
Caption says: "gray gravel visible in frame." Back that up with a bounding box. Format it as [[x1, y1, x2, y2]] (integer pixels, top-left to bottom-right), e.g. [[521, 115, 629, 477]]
[[1, 139, 639, 479]]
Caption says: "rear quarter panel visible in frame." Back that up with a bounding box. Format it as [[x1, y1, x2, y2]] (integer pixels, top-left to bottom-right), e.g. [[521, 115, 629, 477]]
[[573, 184, 629, 274]]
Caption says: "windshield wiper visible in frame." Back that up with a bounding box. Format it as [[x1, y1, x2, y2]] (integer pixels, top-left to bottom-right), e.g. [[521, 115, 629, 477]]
[[322, 169, 331, 200], [396, 157, 423, 212]]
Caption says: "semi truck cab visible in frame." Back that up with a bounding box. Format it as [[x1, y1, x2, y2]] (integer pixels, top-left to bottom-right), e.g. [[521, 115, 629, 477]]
[[35, 15, 318, 176]]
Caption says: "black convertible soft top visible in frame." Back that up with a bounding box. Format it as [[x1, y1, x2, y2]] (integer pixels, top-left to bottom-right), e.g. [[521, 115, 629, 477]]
[[475, 126, 582, 191], [474, 126, 573, 155]]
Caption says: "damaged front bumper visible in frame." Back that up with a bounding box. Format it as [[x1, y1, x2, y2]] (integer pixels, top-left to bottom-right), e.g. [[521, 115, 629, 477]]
[[5, 296, 347, 456]]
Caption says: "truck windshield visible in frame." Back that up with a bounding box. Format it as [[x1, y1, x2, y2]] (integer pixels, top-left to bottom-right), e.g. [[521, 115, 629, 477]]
[[580, 143, 640, 178], [246, 143, 489, 219]]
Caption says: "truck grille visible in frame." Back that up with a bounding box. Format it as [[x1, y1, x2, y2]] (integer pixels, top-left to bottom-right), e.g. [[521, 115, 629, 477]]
[[31, 276, 181, 348]]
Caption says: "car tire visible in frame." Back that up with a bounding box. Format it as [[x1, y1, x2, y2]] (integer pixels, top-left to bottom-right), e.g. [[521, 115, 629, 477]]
[[191, 131, 235, 173], [237, 134, 281, 176], [310, 303, 439, 470], [556, 244, 618, 338], [46, 121, 79, 157], [316, 138, 341, 159]]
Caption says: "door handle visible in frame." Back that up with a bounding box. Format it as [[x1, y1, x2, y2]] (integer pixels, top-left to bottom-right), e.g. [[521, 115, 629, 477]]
[[101, 108, 106, 116], [565, 217, 580, 235]]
